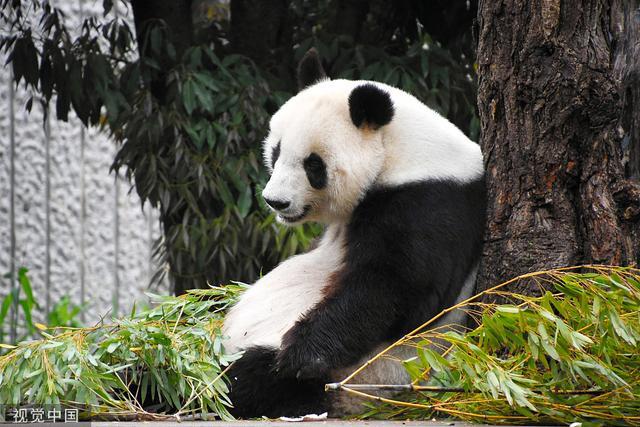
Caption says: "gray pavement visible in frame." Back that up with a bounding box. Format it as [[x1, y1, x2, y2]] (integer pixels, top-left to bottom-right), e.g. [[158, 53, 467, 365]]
[[89, 422, 542, 427], [0, 422, 555, 426]]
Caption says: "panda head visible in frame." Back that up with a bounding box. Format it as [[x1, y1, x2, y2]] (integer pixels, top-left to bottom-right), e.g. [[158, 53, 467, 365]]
[[261, 49, 395, 224]]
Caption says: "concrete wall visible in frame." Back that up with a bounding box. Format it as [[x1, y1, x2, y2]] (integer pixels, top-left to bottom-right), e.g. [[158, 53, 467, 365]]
[[0, 1, 166, 339]]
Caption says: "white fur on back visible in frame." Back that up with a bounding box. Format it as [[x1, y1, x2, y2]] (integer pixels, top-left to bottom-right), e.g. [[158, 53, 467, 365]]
[[375, 83, 484, 185], [222, 226, 345, 353]]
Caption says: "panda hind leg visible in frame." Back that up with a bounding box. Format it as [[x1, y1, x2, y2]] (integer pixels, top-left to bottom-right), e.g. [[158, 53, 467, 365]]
[[226, 346, 329, 418]]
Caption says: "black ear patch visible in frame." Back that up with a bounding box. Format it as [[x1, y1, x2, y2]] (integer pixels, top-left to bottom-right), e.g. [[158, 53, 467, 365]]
[[303, 153, 327, 189], [348, 84, 394, 129], [297, 48, 327, 91]]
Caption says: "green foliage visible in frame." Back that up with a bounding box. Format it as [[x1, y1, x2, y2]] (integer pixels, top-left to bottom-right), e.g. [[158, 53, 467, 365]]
[[0, 0, 476, 293], [1, 268, 84, 348], [0, 268, 37, 344], [0, 285, 245, 420], [350, 266, 640, 426], [110, 41, 320, 289], [47, 297, 83, 329]]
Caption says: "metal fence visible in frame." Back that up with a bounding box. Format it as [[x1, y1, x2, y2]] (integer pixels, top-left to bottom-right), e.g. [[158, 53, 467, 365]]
[[0, 65, 165, 335]]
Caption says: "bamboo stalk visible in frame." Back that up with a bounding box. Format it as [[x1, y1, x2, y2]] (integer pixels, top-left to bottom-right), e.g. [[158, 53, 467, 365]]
[[327, 383, 607, 395]]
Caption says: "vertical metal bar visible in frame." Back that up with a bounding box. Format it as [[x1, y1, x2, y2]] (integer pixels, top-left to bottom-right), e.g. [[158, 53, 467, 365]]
[[148, 210, 153, 287], [112, 0, 120, 316], [113, 176, 120, 317], [44, 106, 51, 316], [8, 75, 17, 343], [79, 126, 86, 322]]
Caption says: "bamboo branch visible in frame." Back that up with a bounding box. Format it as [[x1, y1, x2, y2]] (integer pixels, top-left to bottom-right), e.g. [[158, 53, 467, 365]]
[[327, 383, 607, 395]]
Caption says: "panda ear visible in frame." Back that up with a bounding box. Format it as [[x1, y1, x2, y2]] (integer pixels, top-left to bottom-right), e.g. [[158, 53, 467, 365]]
[[297, 48, 327, 91], [348, 84, 394, 129]]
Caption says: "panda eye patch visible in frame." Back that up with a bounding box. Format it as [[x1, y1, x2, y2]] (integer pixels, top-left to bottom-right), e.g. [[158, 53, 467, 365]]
[[271, 142, 281, 169], [303, 153, 327, 190]]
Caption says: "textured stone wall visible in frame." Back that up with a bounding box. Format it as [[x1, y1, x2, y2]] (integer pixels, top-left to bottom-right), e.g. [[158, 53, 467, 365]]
[[0, 2, 166, 337]]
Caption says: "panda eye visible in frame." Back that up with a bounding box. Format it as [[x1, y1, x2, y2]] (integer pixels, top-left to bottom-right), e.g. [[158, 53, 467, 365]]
[[303, 153, 327, 190], [305, 154, 323, 169], [271, 142, 281, 169]]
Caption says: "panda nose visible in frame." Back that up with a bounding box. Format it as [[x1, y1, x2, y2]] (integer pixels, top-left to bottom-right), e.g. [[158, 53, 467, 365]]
[[264, 197, 290, 211]]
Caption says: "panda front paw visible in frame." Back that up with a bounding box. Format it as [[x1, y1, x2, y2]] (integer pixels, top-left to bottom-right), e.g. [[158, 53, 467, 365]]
[[275, 344, 330, 380], [276, 326, 330, 379]]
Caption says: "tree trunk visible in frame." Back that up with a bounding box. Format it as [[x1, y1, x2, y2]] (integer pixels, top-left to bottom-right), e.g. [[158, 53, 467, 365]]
[[476, 0, 640, 296], [131, 0, 194, 102], [229, 0, 292, 88], [131, 0, 194, 56], [613, 2, 640, 181], [327, 0, 370, 42]]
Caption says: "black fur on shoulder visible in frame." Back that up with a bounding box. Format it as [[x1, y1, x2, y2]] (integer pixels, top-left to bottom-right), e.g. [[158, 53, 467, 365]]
[[275, 177, 486, 379], [348, 84, 394, 129], [226, 346, 329, 418], [297, 48, 327, 91]]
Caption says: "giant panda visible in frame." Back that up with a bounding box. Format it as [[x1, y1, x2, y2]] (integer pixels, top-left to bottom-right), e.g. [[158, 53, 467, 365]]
[[222, 49, 486, 418]]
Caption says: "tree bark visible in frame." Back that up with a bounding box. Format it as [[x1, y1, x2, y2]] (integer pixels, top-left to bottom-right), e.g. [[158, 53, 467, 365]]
[[613, 2, 640, 181], [476, 0, 640, 296]]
